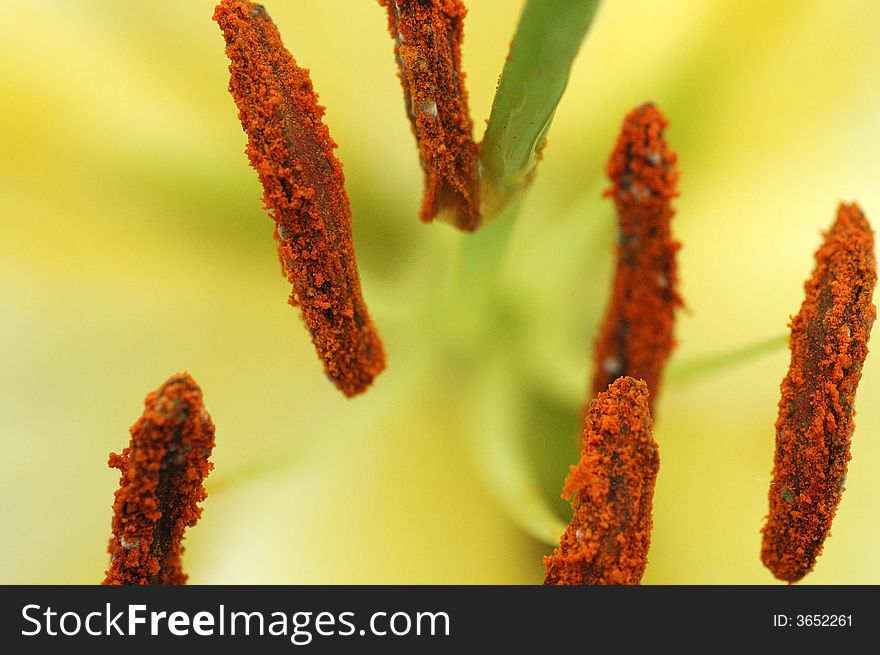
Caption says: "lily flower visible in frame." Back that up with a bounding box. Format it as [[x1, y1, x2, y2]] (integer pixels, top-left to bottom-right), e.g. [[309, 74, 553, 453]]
[[0, 0, 878, 585]]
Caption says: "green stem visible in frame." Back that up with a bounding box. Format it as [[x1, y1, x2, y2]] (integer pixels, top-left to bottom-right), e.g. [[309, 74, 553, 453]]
[[667, 334, 789, 386], [451, 204, 519, 307], [480, 0, 602, 221], [465, 359, 568, 546]]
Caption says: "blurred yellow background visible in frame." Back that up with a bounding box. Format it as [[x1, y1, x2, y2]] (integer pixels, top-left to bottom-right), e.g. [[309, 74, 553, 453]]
[[1, 0, 878, 584]]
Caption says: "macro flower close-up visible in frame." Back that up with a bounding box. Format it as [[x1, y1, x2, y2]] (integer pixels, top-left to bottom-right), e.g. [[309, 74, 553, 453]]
[[1, 0, 879, 586]]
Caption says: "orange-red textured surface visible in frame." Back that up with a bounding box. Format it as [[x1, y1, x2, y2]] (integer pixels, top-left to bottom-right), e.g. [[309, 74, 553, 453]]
[[379, 0, 481, 231], [103, 374, 215, 585], [215, 0, 385, 397], [544, 377, 659, 585], [592, 103, 681, 411], [761, 203, 876, 583]]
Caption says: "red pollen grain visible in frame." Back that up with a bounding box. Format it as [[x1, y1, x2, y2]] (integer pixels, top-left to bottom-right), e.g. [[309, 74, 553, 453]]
[[379, 0, 481, 231], [214, 0, 386, 397], [103, 373, 215, 585], [592, 103, 682, 412], [761, 203, 876, 583], [544, 377, 660, 585]]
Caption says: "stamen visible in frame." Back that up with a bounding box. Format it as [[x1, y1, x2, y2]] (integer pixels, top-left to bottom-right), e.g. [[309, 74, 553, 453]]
[[544, 377, 659, 585], [103, 373, 215, 585], [592, 103, 682, 412], [215, 0, 386, 397], [379, 0, 481, 231], [761, 202, 876, 583]]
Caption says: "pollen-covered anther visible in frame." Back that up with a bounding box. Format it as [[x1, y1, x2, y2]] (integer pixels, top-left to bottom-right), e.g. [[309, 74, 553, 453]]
[[544, 377, 660, 586], [761, 202, 876, 583], [592, 103, 682, 412], [378, 0, 481, 231], [215, 0, 386, 397], [103, 373, 215, 585]]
